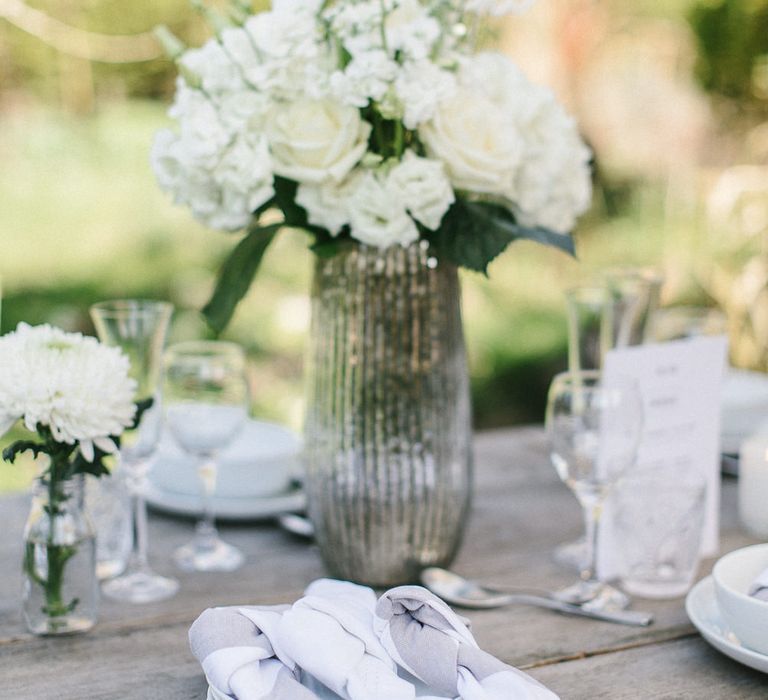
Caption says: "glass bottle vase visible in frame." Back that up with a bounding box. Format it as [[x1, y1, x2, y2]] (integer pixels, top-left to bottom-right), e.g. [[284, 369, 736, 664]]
[[22, 474, 99, 635], [304, 240, 473, 586]]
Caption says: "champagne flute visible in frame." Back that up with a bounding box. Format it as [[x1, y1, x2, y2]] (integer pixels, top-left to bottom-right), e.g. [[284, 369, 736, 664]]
[[558, 269, 661, 570], [164, 341, 249, 572], [90, 299, 179, 603], [546, 370, 643, 611]]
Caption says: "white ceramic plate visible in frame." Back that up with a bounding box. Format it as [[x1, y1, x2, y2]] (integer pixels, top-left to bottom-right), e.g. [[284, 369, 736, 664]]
[[145, 482, 306, 521], [149, 419, 302, 499], [721, 369, 768, 455], [686, 575, 768, 674]]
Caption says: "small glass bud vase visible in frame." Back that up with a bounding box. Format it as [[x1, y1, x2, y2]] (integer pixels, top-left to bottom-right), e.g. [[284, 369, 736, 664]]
[[22, 474, 99, 636]]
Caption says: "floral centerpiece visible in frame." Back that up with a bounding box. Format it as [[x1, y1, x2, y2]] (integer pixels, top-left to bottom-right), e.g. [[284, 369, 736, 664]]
[[0, 324, 141, 634], [152, 0, 591, 331], [151, 0, 592, 584]]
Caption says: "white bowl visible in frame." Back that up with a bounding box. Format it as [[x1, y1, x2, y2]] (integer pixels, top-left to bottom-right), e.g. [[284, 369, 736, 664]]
[[713, 543, 768, 656], [149, 419, 301, 499]]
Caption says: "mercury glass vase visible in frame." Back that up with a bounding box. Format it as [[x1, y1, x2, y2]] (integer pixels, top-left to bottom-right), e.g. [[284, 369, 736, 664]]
[[304, 240, 473, 586]]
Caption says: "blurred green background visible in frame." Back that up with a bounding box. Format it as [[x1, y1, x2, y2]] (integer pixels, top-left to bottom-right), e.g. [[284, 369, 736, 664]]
[[2, 0, 768, 492]]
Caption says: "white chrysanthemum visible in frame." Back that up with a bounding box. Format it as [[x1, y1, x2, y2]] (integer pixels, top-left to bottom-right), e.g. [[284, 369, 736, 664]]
[[0, 324, 137, 461], [347, 170, 419, 248]]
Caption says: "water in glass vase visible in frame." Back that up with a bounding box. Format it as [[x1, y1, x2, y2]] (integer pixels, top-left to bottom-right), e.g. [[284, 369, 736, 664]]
[[22, 476, 99, 635]]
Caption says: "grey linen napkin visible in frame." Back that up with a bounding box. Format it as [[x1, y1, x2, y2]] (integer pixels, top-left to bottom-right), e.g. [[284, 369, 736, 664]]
[[749, 568, 768, 601], [189, 605, 319, 700], [374, 586, 559, 700]]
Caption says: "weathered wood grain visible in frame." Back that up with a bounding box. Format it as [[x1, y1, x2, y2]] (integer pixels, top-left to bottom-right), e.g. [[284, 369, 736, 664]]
[[0, 427, 762, 698]]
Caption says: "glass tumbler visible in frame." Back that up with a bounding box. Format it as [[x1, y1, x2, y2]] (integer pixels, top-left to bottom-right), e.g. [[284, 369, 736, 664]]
[[615, 469, 707, 599]]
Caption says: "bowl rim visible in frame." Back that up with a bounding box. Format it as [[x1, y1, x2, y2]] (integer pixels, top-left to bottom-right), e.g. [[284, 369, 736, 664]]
[[712, 543, 768, 605]]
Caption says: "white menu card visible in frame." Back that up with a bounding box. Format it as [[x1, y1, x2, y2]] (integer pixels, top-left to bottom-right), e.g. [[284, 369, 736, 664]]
[[597, 335, 729, 579]]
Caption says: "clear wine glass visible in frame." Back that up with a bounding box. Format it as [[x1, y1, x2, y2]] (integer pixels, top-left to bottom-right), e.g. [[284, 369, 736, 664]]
[[90, 299, 179, 603], [558, 270, 661, 571], [545, 370, 643, 611], [164, 341, 249, 572]]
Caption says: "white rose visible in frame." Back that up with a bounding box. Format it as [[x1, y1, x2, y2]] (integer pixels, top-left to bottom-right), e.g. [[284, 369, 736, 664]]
[[347, 171, 419, 248], [419, 88, 523, 196], [388, 151, 454, 230], [295, 172, 362, 235], [455, 53, 592, 232], [266, 98, 372, 184]]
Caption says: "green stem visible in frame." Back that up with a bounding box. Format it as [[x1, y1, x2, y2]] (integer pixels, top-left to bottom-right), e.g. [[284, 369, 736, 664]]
[[32, 461, 80, 626], [393, 120, 404, 159]]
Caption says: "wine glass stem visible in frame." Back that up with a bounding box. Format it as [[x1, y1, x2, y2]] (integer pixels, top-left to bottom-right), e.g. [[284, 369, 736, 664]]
[[197, 458, 218, 544], [581, 501, 602, 584], [129, 491, 151, 573]]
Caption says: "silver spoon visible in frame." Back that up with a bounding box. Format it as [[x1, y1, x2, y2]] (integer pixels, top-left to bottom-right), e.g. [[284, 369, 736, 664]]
[[421, 567, 653, 627], [277, 513, 315, 539]]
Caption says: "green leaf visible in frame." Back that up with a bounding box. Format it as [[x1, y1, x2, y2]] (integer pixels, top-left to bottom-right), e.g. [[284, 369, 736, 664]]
[[2, 440, 47, 464], [130, 397, 154, 431], [431, 199, 576, 275], [273, 177, 310, 229], [71, 449, 111, 478], [202, 222, 280, 335]]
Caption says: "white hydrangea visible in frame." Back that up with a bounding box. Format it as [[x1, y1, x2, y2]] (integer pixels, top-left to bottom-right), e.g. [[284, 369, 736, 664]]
[[151, 127, 274, 232], [179, 39, 244, 96], [384, 0, 441, 60], [388, 151, 455, 230], [152, 0, 591, 248], [296, 172, 363, 235], [331, 50, 399, 107], [464, 0, 537, 16], [347, 170, 419, 247], [395, 59, 456, 129], [0, 324, 137, 462]]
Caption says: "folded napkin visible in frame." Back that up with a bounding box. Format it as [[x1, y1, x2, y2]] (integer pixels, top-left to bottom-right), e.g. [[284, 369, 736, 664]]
[[189, 605, 319, 700], [189, 580, 559, 700], [749, 568, 768, 601], [276, 578, 416, 700], [374, 586, 559, 700]]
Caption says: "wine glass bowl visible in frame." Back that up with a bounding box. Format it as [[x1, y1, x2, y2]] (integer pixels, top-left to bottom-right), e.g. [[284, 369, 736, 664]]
[[164, 341, 249, 572]]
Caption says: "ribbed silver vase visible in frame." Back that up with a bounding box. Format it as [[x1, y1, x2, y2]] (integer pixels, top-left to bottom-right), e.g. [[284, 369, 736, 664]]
[[304, 240, 473, 586]]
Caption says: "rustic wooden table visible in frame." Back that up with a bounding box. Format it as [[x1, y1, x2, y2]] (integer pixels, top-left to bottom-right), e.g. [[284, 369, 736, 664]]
[[1, 427, 766, 698]]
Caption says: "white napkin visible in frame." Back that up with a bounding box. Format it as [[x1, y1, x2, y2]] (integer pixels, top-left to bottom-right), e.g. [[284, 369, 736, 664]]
[[275, 578, 416, 700], [374, 586, 559, 700], [189, 605, 319, 700], [749, 568, 768, 601], [189, 580, 559, 700]]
